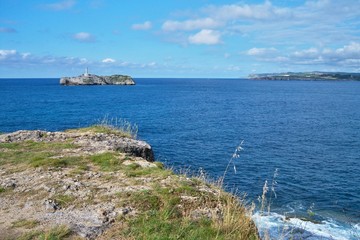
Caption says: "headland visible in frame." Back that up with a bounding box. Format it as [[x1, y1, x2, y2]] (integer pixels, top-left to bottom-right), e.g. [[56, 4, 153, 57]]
[[248, 72, 360, 81]]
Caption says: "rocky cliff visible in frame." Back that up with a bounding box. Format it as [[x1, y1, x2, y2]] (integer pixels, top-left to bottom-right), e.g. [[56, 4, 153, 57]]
[[248, 71, 360, 81], [60, 74, 135, 86], [0, 126, 258, 240]]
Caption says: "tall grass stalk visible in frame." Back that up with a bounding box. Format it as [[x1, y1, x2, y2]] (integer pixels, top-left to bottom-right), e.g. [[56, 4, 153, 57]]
[[97, 115, 138, 139], [220, 141, 244, 186]]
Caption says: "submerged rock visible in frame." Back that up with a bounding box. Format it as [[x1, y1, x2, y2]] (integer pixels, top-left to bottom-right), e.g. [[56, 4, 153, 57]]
[[60, 74, 135, 86]]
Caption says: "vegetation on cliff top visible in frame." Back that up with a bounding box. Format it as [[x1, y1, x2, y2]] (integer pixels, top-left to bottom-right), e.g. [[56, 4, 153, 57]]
[[249, 71, 360, 81], [0, 125, 259, 240]]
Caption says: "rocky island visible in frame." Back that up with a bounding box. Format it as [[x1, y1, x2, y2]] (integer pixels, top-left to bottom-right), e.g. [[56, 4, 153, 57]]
[[249, 71, 360, 81], [0, 125, 258, 239], [60, 69, 135, 86]]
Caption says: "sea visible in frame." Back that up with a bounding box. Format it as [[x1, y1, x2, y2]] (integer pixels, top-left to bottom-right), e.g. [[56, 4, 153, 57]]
[[0, 78, 359, 239]]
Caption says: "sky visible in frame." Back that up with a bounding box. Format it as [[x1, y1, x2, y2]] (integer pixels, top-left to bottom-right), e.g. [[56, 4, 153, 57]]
[[0, 0, 360, 78]]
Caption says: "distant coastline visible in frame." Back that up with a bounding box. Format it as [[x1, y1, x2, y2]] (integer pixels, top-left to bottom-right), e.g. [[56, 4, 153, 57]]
[[248, 72, 360, 81]]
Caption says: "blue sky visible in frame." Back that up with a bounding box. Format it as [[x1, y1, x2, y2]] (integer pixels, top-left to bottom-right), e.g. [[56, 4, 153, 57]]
[[1, 0, 359, 78]]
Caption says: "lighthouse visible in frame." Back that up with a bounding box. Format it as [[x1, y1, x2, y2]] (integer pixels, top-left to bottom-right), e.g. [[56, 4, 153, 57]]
[[84, 67, 89, 76]]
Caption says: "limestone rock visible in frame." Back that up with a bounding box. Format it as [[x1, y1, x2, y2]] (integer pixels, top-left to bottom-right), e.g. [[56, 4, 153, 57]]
[[60, 74, 135, 86], [0, 130, 154, 162], [44, 199, 60, 213]]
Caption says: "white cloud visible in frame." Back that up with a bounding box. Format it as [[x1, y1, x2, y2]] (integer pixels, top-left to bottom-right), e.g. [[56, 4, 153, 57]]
[[0, 50, 17, 60], [290, 43, 360, 63], [131, 21, 152, 30], [334, 42, 360, 57], [41, 0, 76, 11], [292, 48, 319, 58], [247, 47, 277, 56], [247, 42, 360, 69], [161, 0, 360, 48], [147, 62, 156, 67], [102, 58, 116, 63], [205, 1, 291, 21], [162, 18, 221, 31], [0, 49, 90, 67], [0, 49, 162, 73], [188, 29, 221, 45], [227, 65, 241, 71], [72, 32, 96, 42]]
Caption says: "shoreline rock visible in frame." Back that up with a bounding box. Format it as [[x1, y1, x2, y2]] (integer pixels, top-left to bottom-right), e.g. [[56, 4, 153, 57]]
[[60, 74, 135, 86], [0, 130, 153, 162]]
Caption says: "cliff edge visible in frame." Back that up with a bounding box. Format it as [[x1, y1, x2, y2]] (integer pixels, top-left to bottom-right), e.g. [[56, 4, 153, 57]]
[[60, 74, 135, 86], [0, 126, 258, 240]]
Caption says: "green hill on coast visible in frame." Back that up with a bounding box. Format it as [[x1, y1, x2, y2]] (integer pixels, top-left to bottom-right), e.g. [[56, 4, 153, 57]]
[[249, 72, 360, 81]]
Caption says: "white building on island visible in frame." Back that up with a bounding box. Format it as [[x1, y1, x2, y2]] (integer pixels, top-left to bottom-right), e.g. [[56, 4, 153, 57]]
[[84, 67, 89, 76]]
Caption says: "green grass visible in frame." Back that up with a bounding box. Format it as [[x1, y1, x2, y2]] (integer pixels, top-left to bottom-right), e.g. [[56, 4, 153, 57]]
[[0, 141, 79, 168], [0, 140, 95, 172], [114, 186, 215, 239], [89, 152, 123, 171], [0, 141, 76, 152], [89, 152, 172, 175], [0, 187, 6, 193], [175, 181, 199, 195], [53, 194, 76, 208], [67, 125, 130, 136], [123, 210, 219, 240], [12, 219, 39, 229], [18, 225, 72, 240], [0, 139, 167, 175], [109, 180, 258, 240], [123, 163, 173, 178], [129, 190, 162, 211], [66, 119, 138, 139]]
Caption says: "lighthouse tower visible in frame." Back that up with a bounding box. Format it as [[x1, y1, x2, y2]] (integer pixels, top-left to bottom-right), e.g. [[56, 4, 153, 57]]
[[84, 67, 89, 76]]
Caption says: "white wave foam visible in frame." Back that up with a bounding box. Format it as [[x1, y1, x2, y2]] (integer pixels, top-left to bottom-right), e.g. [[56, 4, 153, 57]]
[[252, 212, 360, 240]]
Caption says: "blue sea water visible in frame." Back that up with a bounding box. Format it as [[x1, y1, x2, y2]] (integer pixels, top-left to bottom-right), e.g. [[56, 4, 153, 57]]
[[0, 78, 359, 239]]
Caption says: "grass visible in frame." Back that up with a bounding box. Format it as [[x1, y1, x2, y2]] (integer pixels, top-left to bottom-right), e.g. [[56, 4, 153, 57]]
[[12, 219, 39, 229], [53, 194, 76, 208], [90, 152, 124, 171], [18, 225, 73, 240], [67, 125, 133, 138], [112, 177, 258, 240], [66, 117, 138, 139], [0, 139, 168, 177], [123, 210, 219, 240], [0, 119, 137, 170], [0, 141, 80, 169], [123, 163, 173, 178]]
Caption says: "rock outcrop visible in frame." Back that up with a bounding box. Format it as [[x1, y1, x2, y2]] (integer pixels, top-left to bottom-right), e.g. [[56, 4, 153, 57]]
[[0, 128, 259, 240], [60, 74, 135, 86], [0, 130, 153, 162], [0, 128, 157, 239]]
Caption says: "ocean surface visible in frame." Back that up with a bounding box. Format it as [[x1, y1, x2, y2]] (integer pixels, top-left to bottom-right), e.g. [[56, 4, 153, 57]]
[[0, 78, 359, 239]]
